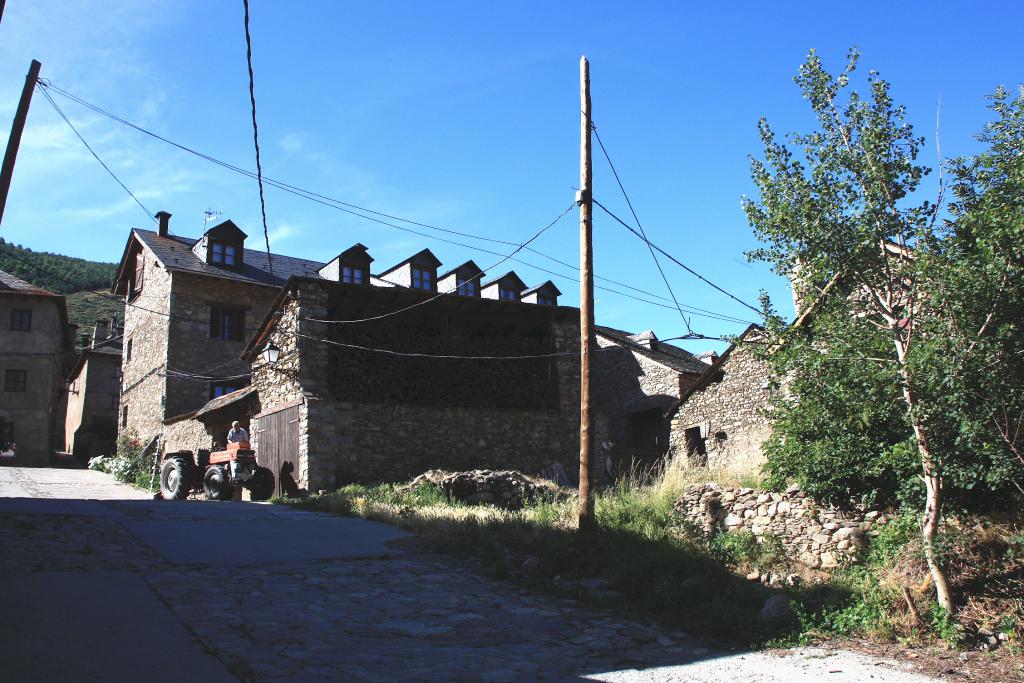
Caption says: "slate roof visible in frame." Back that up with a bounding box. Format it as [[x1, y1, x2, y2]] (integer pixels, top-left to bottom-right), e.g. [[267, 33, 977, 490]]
[[521, 280, 562, 297], [192, 386, 257, 420], [0, 269, 58, 296], [594, 325, 708, 375], [133, 230, 324, 288]]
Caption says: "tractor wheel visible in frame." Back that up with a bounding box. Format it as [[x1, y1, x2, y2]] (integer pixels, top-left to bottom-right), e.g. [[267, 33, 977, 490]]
[[203, 465, 232, 501], [159, 455, 193, 500], [246, 466, 275, 501]]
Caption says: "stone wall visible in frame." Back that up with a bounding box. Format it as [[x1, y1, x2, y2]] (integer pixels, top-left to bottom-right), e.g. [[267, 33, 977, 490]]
[[65, 352, 120, 460], [164, 271, 278, 419], [120, 250, 171, 441], [675, 483, 890, 569], [669, 332, 773, 472], [162, 415, 217, 454], [0, 290, 66, 466], [249, 280, 582, 491]]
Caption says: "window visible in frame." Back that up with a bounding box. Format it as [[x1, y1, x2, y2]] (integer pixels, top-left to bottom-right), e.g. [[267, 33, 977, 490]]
[[211, 242, 238, 266], [499, 289, 518, 301], [411, 267, 433, 291], [4, 369, 27, 392], [121, 405, 128, 429], [537, 294, 554, 306], [456, 279, 477, 297], [209, 382, 245, 399], [125, 338, 133, 363], [0, 418, 13, 451], [210, 306, 245, 341], [341, 266, 364, 285], [10, 309, 31, 331]]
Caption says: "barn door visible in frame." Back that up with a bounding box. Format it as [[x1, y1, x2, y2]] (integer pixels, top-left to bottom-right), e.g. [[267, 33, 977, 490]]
[[255, 403, 300, 497]]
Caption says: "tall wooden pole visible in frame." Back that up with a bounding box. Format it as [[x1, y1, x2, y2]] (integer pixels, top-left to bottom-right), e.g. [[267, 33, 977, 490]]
[[0, 59, 41, 228], [578, 55, 595, 529]]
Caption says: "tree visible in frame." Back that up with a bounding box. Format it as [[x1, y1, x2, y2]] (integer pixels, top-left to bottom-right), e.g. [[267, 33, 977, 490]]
[[744, 51, 1024, 614]]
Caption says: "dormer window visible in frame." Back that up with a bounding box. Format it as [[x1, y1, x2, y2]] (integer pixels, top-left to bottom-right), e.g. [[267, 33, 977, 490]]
[[379, 249, 441, 292], [211, 242, 237, 266], [193, 220, 247, 271], [321, 244, 373, 286], [481, 271, 527, 303], [438, 260, 483, 299], [457, 279, 477, 297], [412, 267, 433, 291], [521, 280, 561, 306]]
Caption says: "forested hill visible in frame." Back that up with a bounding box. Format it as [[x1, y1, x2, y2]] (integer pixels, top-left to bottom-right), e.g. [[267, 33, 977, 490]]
[[0, 238, 122, 331], [0, 237, 117, 294]]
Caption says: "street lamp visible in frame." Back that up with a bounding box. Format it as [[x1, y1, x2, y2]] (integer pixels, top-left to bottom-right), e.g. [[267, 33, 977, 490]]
[[262, 342, 281, 365]]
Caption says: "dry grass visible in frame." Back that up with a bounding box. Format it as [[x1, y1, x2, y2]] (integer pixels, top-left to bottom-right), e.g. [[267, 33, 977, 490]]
[[650, 455, 766, 497]]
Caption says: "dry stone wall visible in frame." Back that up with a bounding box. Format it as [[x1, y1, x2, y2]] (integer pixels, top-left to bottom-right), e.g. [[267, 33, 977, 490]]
[[675, 483, 890, 569]]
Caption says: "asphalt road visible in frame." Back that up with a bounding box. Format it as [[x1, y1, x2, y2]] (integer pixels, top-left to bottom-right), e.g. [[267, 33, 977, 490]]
[[0, 466, 938, 682]]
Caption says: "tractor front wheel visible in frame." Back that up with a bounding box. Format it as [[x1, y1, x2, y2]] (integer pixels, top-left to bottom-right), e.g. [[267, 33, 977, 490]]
[[246, 466, 275, 501], [203, 465, 232, 501], [160, 455, 193, 500]]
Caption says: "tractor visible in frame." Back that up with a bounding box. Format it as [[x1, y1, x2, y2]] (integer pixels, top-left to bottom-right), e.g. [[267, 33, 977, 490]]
[[157, 442, 275, 501]]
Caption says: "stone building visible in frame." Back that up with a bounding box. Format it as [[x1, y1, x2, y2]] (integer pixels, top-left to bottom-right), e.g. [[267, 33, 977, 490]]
[[111, 212, 323, 448], [63, 319, 122, 461], [592, 326, 707, 475], [668, 325, 773, 471], [0, 270, 70, 466], [240, 272, 580, 494]]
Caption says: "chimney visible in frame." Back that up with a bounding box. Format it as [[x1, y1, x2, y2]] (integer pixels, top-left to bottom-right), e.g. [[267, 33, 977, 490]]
[[92, 320, 109, 348], [631, 330, 658, 349], [156, 211, 171, 237]]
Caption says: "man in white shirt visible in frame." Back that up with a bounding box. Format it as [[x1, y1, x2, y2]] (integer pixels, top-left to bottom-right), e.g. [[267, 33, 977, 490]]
[[227, 421, 249, 444]]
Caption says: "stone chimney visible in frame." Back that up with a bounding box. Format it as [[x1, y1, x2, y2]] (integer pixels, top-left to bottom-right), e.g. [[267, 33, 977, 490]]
[[156, 211, 171, 237], [92, 320, 109, 348]]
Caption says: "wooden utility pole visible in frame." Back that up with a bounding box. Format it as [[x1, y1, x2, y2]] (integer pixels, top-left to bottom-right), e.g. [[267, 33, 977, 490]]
[[578, 55, 595, 529], [0, 59, 41, 228]]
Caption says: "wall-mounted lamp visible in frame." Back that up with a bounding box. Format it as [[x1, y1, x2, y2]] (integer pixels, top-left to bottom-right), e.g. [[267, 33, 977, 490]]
[[262, 342, 281, 365]]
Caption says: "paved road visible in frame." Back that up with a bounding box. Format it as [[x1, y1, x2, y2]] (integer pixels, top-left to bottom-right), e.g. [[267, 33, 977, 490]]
[[0, 466, 937, 682]]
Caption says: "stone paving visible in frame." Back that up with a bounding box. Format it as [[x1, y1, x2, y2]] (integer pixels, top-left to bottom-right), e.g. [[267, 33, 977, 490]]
[[0, 467, 938, 682]]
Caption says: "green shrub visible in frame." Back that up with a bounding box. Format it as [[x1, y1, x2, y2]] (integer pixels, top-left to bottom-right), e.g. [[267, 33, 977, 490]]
[[107, 430, 153, 489]]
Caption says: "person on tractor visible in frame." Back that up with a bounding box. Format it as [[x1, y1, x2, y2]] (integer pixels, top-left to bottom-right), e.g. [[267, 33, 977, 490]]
[[227, 421, 249, 444]]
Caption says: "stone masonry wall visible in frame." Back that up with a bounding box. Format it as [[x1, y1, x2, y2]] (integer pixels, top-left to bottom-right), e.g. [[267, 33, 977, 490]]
[[162, 416, 217, 454], [675, 483, 890, 569], [164, 272, 278, 419], [250, 281, 582, 492], [670, 336, 773, 472], [120, 249, 171, 442]]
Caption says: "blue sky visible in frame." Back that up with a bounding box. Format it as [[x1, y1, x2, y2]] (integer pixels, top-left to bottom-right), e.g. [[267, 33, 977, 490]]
[[1, 1, 1020, 352]]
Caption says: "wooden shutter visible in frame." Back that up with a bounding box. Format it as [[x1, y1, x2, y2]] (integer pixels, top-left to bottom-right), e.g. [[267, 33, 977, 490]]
[[231, 310, 245, 341], [210, 308, 222, 338], [134, 255, 145, 291]]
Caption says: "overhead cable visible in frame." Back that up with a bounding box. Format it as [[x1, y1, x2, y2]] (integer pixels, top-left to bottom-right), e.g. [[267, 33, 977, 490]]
[[240, 0, 274, 278]]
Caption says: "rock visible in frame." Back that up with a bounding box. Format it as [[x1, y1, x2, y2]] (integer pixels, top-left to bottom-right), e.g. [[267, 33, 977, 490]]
[[723, 513, 743, 527], [819, 552, 839, 568], [757, 595, 796, 623], [865, 511, 881, 520], [786, 574, 800, 587], [746, 571, 761, 582]]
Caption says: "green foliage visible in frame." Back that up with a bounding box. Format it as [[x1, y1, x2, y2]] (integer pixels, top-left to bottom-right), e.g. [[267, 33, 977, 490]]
[[0, 238, 116, 294], [108, 429, 153, 489], [746, 50, 1024, 511], [65, 291, 123, 334]]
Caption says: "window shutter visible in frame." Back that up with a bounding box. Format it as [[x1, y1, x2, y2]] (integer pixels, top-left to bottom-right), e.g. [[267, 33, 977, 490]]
[[210, 309, 221, 338], [231, 310, 245, 341], [134, 256, 145, 291]]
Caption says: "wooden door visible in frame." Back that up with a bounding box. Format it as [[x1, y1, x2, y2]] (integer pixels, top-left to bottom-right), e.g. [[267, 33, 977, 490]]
[[255, 403, 300, 497]]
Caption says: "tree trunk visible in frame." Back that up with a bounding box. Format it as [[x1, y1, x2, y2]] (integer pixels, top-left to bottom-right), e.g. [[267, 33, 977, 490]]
[[893, 336, 956, 614]]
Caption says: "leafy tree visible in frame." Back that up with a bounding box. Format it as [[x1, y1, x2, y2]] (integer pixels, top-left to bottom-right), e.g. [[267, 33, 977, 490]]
[[744, 50, 1024, 614]]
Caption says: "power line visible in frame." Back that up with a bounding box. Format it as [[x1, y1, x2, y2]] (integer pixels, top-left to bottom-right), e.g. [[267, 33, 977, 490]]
[[34, 82, 755, 325], [36, 85, 154, 223], [295, 333, 579, 360], [34, 82, 757, 330], [592, 198, 763, 316], [592, 124, 693, 335], [241, 0, 273, 278]]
